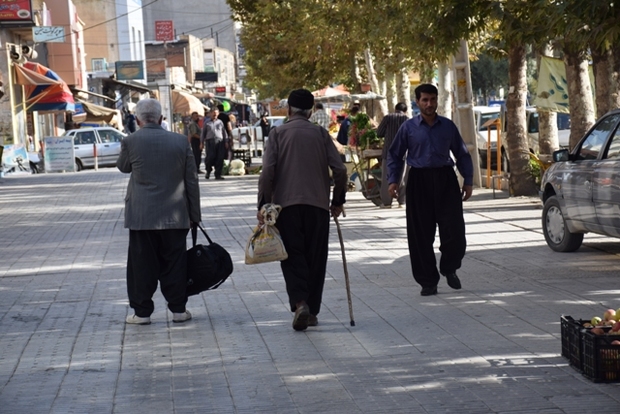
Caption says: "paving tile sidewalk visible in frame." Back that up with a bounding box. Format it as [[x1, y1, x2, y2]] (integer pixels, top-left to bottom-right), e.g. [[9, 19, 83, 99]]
[[1, 170, 619, 414]]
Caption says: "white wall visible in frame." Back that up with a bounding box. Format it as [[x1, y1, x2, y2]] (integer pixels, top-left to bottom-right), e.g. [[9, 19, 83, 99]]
[[116, 0, 146, 83]]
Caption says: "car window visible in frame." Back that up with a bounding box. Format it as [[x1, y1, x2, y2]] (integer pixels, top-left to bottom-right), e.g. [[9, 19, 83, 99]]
[[75, 131, 97, 145], [98, 130, 123, 143], [576, 114, 620, 161], [478, 112, 500, 131], [603, 123, 620, 160]]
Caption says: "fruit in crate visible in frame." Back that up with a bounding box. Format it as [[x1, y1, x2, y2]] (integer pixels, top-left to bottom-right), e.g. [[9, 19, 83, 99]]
[[591, 316, 603, 326], [606, 319, 617, 326], [603, 309, 616, 321], [591, 327, 606, 335]]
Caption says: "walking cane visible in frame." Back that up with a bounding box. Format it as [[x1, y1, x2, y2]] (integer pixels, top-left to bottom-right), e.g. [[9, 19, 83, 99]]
[[334, 211, 355, 327]]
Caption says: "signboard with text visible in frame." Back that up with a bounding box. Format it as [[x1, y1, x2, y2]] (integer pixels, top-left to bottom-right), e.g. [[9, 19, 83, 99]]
[[155, 20, 174, 42], [44, 137, 75, 173], [0, 0, 34, 25], [33, 26, 65, 43], [115, 61, 145, 80]]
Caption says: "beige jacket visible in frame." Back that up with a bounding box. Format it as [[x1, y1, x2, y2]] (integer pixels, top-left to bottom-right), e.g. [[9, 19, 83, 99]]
[[258, 115, 347, 210]]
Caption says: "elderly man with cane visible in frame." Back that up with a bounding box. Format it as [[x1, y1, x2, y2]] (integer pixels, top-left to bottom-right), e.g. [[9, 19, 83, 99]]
[[257, 88, 348, 331]]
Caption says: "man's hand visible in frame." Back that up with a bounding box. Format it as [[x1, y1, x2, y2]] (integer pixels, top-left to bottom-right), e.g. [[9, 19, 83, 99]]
[[257, 210, 265, 225], [462, 185, 473, 201], [330, 205, 344, 218], [388, 183, 399, 199]]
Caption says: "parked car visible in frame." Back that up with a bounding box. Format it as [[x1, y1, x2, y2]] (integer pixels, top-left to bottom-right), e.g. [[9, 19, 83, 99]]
[[526, 108, 571, 153], [63, 127, 126, 171], [231, 116, 286, 143], [540, 109, 620, 252]]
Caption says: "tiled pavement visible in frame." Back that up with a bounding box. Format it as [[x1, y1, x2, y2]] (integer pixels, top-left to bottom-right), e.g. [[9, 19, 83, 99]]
[[1, 169, 619, 413]]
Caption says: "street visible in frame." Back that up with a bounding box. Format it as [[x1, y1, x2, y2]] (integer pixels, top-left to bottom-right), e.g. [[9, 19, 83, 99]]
[[1, 169, 619, 413]]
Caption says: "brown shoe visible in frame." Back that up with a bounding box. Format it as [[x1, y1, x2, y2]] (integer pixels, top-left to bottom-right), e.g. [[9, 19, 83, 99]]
[[292, 302, 310, 331], [308, 314, 318, 327]]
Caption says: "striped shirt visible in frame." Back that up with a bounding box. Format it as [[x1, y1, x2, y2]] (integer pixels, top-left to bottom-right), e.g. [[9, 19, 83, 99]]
[[377, 111, 409, 160], [309, 109, 331, 130]]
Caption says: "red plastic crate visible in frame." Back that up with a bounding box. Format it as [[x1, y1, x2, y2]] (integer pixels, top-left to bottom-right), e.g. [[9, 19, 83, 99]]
[[582, 330, 620, 383]]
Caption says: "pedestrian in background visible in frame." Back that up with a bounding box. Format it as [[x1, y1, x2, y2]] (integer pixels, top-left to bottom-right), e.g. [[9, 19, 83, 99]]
[[203, 107, 227, 180], [117, 98, 201, 325], [377, 102, 409, 208], [336, 105, 359, 146], [309, 102, 330, 130], [387, 84, 473, 296], [257, 88, 347, 331], [188, 112, 203, 173], [260, 114, 270, 140], [217, 104, 234, 161], [161, 116, 169, 131]]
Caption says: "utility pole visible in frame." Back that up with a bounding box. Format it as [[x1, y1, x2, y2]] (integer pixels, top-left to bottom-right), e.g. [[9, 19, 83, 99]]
[[451, 39, 482, 188]]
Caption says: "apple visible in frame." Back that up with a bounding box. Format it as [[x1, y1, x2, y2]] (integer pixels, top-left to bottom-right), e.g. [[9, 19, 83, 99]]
[[613, 321, 620, 332], [616, 308, 620, 318], [606, 320, 617, 326], [612, 340, 620, 346], [591, 327, 606, 335], [604, 309, 616, 321], [592, 316, 603, 326]]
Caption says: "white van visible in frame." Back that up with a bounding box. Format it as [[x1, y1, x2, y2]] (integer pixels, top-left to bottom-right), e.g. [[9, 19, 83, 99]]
[[526, 108, 571, 152]]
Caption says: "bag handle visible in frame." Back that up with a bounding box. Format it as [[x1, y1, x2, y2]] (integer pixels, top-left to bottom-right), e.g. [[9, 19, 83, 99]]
[[191, 223, 213, 247]]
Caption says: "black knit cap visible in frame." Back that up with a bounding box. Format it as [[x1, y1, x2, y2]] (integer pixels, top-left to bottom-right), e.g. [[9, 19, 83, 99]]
[[287, 88, 314, 110]]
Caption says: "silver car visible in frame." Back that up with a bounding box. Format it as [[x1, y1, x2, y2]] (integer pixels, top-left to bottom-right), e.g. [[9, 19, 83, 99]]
[[63, 127, 126, 171], [540, 109, 620, 251]]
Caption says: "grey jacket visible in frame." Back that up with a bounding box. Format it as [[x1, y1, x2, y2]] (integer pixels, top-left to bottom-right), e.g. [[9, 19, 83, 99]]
[[258, 115, 347, 210], [117, 123, 202, 230]]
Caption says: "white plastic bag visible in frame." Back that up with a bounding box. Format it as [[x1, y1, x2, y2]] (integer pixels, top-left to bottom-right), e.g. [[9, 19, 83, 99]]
[[245, 204, 288, 264]]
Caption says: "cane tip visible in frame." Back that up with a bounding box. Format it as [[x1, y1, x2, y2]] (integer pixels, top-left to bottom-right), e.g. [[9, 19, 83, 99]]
[[350, 320, 355, 327]]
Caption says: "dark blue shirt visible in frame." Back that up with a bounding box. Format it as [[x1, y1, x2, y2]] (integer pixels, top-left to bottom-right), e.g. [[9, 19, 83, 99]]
[[387, 114, 473, 185], [336, 117, 351, 146]]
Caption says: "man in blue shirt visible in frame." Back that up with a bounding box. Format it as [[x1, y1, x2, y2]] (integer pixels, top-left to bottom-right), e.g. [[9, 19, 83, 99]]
[[387, 84, 473, 296]]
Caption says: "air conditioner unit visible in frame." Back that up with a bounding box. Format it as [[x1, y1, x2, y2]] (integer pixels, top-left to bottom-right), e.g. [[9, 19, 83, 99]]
[[91, 58, 107, 72]]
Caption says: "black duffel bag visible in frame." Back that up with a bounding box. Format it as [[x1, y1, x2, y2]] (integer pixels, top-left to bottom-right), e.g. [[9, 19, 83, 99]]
[[186, 223, 233, 296]]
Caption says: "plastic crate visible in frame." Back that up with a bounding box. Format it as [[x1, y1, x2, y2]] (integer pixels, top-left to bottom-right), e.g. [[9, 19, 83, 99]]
[[232, 149, 251, 167], [560, 315, 587, 371], [582, 330, 620, 383]]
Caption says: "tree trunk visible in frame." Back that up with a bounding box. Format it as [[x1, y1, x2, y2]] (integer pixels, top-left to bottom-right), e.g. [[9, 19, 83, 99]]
[[610, 43, 620, 110], [506, 44, 538, 196], [386, 71, 397, 113], [536, 44, 559, 155], [591, 45, 612, 118], [396, 63, 412, 118], [437, 61, 452, 119], [363, 48, 388, 118], [564, 49, 596, 149], [538, 111, 559, 155], [350, 51, 362, 94]]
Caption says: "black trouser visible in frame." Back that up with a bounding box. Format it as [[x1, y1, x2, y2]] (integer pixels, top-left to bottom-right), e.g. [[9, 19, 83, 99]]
[[127, 229, 189, 317], [190, 138, 202, 171], [204, 139, 226, 178], [405, 167, 466, 289], [276, 205, 330, 316]]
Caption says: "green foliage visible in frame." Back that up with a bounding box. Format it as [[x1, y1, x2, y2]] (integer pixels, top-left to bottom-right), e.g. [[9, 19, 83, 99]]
[[471, 52, 509, 104], [348, 113, 379, 149]]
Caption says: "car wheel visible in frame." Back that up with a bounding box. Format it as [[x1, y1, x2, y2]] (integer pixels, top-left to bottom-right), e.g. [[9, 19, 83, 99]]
[[75, 159, 83, 172], [542, 195, 584, 252]]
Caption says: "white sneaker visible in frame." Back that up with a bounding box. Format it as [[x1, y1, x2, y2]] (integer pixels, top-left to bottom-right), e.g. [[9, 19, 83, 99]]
[[126, 314, 151, 325], [173, 310, 192, 323]]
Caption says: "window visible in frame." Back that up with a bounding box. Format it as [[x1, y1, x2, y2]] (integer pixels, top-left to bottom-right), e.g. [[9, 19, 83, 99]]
[[603, 124, 620, 160], [75, 131, 96, 145], [479, 112, 500, 131], [98, 130, 123, 143], [576, 114, 620, 161]]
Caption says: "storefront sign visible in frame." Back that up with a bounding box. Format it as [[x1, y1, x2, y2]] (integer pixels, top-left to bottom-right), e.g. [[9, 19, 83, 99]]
[[155, 20, 174, 41], [44, 136, 75, 173], [0, 0, 34, 24], [33, 26, 65, 43], [115, 61, 145, 80]]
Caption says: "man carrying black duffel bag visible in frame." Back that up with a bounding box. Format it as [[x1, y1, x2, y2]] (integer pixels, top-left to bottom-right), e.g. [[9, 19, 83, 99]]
[[117, 98, 201, 325]]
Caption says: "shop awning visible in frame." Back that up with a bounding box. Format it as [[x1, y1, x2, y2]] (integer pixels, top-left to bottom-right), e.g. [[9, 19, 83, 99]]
[[103, 78, 151, 94], [172, 90, 204, 115], [77, 100, 119, 123], [71, 87, 116, 103], [14, 62, 75, 112]]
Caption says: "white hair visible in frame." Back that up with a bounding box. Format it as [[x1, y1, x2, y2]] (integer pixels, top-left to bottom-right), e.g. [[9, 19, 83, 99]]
[[289, 106, 312, 118], [135, 99, 162, 124]]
